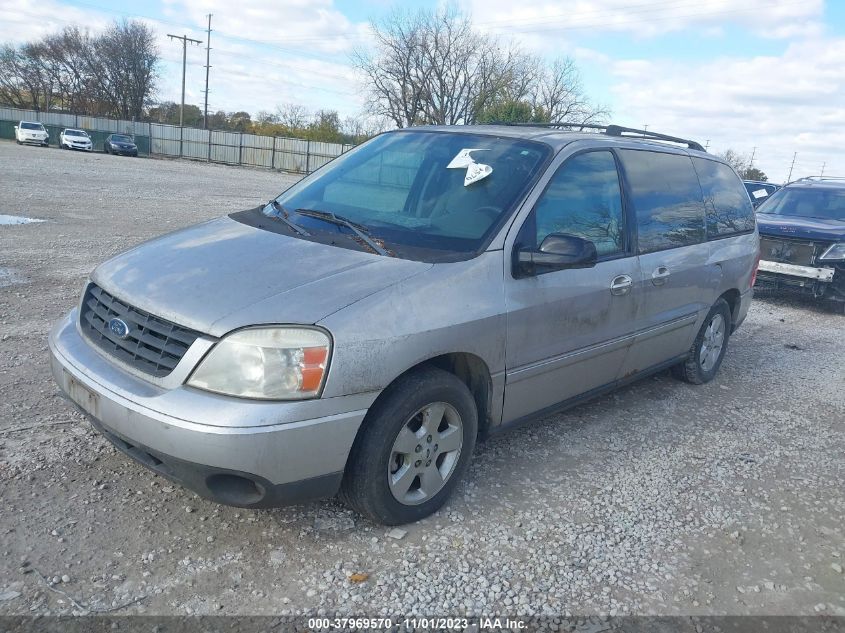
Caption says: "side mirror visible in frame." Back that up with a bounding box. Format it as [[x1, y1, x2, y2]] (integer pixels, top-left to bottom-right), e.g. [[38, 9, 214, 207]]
[[514, 233, 598, 277]]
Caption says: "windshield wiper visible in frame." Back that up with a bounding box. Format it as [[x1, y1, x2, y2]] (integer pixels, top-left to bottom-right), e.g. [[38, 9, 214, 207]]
[[267, 200, 310, 237], [294, 208, 392, 256]]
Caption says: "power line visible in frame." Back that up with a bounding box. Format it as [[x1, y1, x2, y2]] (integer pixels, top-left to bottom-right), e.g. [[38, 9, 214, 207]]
[[787, 152, 798, 182], [167, 33, 202, 128], [203, 14, 212, 129]]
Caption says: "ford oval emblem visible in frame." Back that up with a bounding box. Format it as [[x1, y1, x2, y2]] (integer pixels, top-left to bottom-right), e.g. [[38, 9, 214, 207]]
[[108, 317, 130, 339]]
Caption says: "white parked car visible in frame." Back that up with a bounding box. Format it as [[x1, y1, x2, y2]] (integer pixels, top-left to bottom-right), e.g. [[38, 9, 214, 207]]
[[60, 128, 93, 151], [14, 121, 49, 146]]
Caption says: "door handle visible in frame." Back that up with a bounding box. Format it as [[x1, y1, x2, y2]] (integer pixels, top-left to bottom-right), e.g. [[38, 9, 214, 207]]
[[610, 274, 633, 296], [651, 266, 671, 286]]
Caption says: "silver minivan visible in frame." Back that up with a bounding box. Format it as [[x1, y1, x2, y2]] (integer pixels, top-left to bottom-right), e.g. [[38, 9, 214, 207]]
[[49, 124, 758, 524]]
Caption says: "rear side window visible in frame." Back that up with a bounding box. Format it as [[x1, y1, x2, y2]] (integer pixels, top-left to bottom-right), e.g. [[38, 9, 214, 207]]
[[695, 158, 755, 237], [617, 150, 706, 254], [530, 151, 625, 256]]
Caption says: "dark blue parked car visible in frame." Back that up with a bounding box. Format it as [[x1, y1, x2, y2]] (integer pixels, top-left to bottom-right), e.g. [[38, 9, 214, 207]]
[[755, 177, 845, 307]]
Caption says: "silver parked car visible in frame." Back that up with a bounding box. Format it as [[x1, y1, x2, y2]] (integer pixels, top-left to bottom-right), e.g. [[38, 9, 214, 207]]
[[49, 124, 758, 524]]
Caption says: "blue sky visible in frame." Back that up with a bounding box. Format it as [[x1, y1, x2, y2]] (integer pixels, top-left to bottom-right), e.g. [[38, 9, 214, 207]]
[[2, 0, 844, 181]]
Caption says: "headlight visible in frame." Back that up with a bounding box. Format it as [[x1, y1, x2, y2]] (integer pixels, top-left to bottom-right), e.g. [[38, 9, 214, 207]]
[[187, 327, 331, 400], [819, 242, 845, 261]]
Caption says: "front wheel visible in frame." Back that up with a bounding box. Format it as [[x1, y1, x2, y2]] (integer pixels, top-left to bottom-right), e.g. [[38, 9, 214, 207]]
[[673, 298, 731, 384], [340, 367, 477, 525]]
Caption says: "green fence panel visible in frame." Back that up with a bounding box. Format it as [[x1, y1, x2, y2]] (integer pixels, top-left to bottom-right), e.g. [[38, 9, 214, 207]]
[[0, 120, 15, 140], [134, 135, 150, 156]]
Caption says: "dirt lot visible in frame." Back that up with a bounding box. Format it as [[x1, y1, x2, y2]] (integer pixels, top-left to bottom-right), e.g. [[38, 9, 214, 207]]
[[1, 141, 843, 618]]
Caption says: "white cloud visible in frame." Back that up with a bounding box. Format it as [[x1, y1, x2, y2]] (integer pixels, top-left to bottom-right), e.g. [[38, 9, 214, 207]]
[[464, 0, 824, 41], [607, 37, 845, 182], [153, 0, 371, 115], [0, 0, 110, 42]]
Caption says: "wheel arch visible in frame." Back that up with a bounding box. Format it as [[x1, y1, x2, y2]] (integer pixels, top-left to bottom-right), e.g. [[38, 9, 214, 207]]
[[357, 352, 494, 443], [718, 288, 741, 331]]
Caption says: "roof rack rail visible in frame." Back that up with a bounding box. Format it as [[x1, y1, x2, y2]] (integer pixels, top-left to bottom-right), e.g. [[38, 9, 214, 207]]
[[485, 121, 706, 152], [794, 176, 845, 182]]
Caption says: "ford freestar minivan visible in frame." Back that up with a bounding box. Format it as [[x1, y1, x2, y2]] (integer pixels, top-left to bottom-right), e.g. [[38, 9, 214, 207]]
[[49, 124, 759, 524]]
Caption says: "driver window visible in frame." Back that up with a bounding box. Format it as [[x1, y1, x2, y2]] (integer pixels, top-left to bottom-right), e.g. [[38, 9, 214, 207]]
[[533, 151, 624, 256]]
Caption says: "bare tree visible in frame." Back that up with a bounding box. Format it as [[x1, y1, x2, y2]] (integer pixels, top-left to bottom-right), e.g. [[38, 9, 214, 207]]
[[532, 58, 609, 123], [274, 103, 310, 129], [353, 6, 607, 127], [718, 149, 769, 181], [0, 20, 158, 118]]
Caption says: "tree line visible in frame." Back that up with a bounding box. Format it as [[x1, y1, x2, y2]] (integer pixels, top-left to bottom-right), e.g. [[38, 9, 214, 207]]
[[0, 21, 158, 120], [147, 102, 380, 145], [0, 7, 607, 141]]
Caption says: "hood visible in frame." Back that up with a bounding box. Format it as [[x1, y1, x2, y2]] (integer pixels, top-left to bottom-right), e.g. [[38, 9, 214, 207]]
[[757, 213, 845, 242], [91, 216, 432, 337]]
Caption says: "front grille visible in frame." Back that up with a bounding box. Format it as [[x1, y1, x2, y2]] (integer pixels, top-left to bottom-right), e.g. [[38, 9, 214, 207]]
[[79, 283, 201, 377], [759, 236, 823, 266]]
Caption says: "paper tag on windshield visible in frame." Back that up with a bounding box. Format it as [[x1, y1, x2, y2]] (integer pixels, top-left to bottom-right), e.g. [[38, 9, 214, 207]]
[[464, 162, 493, 186], [447, 148, 489, 169], [752, 189, 768, 199]]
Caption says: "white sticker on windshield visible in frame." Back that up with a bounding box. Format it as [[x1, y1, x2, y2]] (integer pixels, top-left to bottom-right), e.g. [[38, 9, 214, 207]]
[[752, 189, 768, 199], [447, 148, 489, 169], [447, 148, 493, 186], [464, 162, 493, 186]]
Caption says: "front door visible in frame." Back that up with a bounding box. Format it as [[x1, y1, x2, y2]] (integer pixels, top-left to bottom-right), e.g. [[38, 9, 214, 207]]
[[502, 150, 640, 423]]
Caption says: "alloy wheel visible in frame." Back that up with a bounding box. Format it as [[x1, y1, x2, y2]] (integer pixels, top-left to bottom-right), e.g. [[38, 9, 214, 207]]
[[387, 402, 463, 505], [699, 313, 725, 372]]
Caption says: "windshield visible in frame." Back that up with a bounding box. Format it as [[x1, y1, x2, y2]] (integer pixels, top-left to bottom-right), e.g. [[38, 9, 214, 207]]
[[112, 135, 132, 142], [65, 129, 88, 137], [21, 122, 44, 130], [269, 130, 551, 261], [758, 187, 845, 221]]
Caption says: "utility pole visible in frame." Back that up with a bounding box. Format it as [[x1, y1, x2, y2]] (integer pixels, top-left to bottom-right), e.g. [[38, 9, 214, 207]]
[[643, 124, 649, 131], [203, 14, 213, 129], [167, 33, 202, 127], [750, 146, 757, 166], [705, 139, 710, 151], [821, 161, 826, 177], [787, 152, 797, 183]]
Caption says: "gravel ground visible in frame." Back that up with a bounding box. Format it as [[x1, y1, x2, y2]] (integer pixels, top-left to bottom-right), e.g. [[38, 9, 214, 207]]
[[1, 140, 844, 618]]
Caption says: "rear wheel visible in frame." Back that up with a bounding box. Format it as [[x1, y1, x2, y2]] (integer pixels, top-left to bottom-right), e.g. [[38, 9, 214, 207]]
[[673, 298, 731, 384], [340, 367, 477, 525]]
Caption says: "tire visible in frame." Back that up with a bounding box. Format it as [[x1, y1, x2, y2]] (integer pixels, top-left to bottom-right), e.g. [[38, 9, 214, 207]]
[[672, 298, 732, 384], [340, 367, 478, 525], [16, 139, 21, 145]]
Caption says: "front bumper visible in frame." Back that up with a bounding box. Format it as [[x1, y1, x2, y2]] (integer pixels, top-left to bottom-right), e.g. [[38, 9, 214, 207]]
[[48, 310, 375, 508], [756, 259, 844, 301]]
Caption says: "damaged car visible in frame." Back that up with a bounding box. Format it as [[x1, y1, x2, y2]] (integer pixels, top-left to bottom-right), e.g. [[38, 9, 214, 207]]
[[755, 177, 845, 309], [49, 124, 758, 524]]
